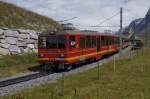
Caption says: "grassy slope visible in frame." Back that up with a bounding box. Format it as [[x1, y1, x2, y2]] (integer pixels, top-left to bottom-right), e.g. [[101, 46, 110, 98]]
[[0, 1, 60, 31], [0, 54, 38, 78], [2, 49, 150, 99]]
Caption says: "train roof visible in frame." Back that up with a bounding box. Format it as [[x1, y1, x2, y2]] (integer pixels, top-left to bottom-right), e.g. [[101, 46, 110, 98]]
[[40, 30, 120, 37]]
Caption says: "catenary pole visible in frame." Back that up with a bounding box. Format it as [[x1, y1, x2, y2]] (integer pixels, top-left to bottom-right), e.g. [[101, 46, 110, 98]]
[[120, 7, 123, 56]]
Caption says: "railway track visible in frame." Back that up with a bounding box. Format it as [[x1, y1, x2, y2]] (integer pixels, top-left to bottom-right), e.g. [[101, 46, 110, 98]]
[[0, 47, 132, 96], [0, 72, 50, 88]]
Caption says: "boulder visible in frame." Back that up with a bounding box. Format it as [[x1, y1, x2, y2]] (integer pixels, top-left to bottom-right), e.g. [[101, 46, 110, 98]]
[[5, 37, 18, 45], [27, 44, 35, 49], [19, 34, 29, 39], [0, 47, 10, 55], [29, 31, 38, 39], [0, 35, 5, 39], [0, 39, 6, 43], [9, 45, 21, 54], [18, 29, 30, 34], [18, 38, 24, 42], [4, 30, 19, 37], [17, 42, 27, 47], [26, 39, 36, 44], [23, 48, 31, 53], [0, 43, 10, 49], [0, 29, 4, 35]]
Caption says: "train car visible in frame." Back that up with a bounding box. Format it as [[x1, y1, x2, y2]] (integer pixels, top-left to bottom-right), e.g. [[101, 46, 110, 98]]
[[38, 30, 120, 71], [122, 36, 130, 48]]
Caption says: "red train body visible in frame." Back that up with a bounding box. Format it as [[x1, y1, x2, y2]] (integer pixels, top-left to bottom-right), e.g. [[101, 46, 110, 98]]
[[38, 30, 128, 70]]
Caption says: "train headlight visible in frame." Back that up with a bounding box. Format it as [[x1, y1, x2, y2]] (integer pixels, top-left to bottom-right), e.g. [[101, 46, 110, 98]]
[[60, 53, 65, 58]]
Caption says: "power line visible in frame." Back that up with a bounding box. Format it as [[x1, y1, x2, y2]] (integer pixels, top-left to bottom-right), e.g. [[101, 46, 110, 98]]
[[93, 11, 120, 27], [58, 17, 78, 23], [91, 25, 119, 27]]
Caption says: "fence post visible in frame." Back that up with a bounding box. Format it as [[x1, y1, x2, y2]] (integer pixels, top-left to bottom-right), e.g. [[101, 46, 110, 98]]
[[113, 55, 116, 73], [59, 64, 65, 96]]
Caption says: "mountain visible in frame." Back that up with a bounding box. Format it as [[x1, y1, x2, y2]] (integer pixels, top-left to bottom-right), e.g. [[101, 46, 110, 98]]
[[125, 7, 150, 35], [0, 1, 60, 31]]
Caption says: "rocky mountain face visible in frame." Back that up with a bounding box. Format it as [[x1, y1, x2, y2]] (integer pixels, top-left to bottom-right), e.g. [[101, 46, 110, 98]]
[[0, 28, 40, 56], [124, 8, 150, 35]]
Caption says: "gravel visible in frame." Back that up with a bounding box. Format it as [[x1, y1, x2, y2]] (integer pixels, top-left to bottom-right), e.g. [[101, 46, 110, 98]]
[[0, 47, 131, 96]]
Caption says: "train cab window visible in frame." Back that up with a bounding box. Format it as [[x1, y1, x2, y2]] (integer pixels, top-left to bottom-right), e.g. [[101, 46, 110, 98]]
[[46, 36, 57, 48], [58, 35, 66, 48], [80, 37, 85, 49], [86, 36, 91, 48], [92, 36, 96, 48], [69, 36, 76, 48]]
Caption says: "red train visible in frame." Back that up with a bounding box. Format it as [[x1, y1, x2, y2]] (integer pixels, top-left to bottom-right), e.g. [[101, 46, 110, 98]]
[[38, 30, 129, 71]]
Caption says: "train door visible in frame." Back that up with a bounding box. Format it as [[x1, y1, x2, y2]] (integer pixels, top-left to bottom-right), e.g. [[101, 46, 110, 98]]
[[79, 36, 86, 61], [97, 36, 101, 52]]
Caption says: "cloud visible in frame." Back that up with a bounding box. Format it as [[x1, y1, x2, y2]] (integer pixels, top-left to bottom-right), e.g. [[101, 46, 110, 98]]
[[2, 0, 150, 32]]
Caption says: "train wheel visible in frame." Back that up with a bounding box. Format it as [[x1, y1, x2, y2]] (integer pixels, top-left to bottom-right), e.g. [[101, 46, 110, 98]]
[[42, 62, 54, 73], [65, 64, 72, 71]]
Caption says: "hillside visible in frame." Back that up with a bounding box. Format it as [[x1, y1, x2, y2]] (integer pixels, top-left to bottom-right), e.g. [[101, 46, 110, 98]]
[[0, 1, 60, 31]]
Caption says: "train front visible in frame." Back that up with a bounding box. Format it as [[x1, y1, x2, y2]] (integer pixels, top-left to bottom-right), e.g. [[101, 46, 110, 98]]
[[38, 31, 67, 70]]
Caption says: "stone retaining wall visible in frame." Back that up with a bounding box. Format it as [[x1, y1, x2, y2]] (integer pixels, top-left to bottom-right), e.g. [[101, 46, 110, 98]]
[[0, 28, 40, 56]]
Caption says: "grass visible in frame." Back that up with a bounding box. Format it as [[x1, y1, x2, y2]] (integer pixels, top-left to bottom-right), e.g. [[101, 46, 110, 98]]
[[0, 53, 38, 78], [2, 48, 150, 99], [0, 1, 60, 31]]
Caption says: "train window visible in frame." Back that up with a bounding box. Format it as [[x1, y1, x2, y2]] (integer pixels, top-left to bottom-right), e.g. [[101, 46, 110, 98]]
[[86, 36, 91, 48], [92, 36, 96, 48], [101, 36, 105, 46], [69, 36, 76, 48], [58, 35, 66, 48], [105, 37, 109, 46], [46, 36, 57, 48], [80, 37, 85, 49]]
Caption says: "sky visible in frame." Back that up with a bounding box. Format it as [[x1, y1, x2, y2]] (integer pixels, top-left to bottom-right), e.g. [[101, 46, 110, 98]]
[[1, 0, 150, 32]]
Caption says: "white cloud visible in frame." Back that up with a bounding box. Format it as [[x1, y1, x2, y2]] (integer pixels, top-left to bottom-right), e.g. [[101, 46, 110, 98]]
[[2, 0, 150, 32]]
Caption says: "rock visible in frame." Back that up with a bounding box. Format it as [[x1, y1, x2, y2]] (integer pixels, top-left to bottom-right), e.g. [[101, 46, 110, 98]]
[[9, 45, 21, 54], [0, 29, 4, 35], [0, 35, 5, 39], [0, 43, 10, 49], [0, 39, 6, 43], [4, 30, 19, 37], [17, 42, 26, 47], [26, 39, 36, 44], [6, 37, 17, 45], [19, 34, 29, 39], [29, 31, 38, 39], [1, 27, 8, 30], [18, 29, 30, 34], [0, 47, 10, 55], [27, 44, 35, 49], [18, 38, 24, 42], [23, 48, 31, 53]]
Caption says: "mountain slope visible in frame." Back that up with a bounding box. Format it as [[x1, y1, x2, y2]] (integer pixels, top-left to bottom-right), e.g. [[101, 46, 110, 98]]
[[0, 1, 60, 31], [126, 8, 150, 34]]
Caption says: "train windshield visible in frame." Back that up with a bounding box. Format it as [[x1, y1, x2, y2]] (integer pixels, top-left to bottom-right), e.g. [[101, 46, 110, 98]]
[[39, 35, 66, 49]]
